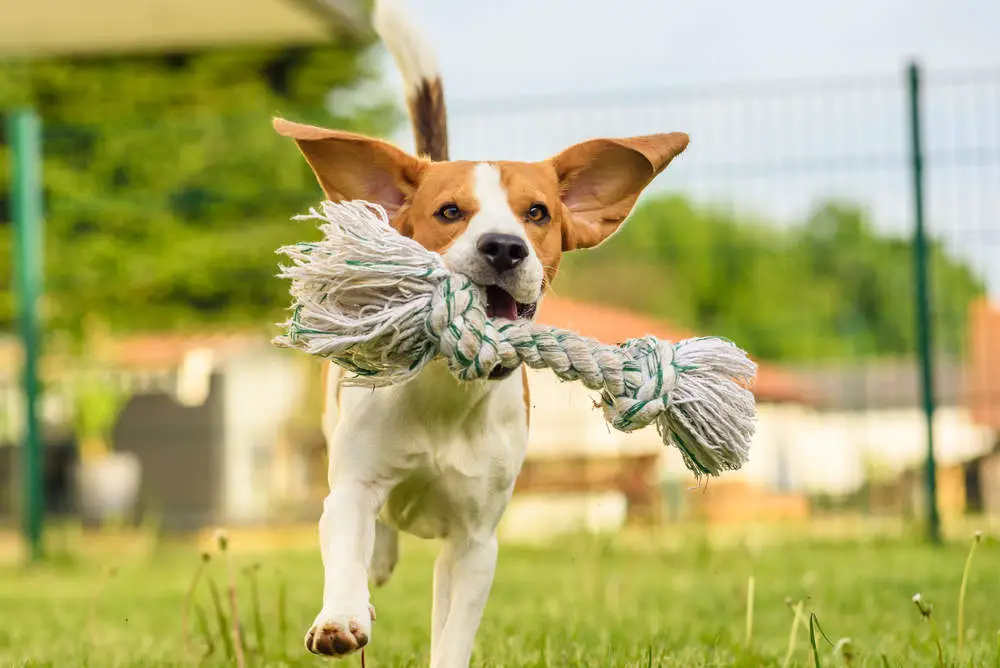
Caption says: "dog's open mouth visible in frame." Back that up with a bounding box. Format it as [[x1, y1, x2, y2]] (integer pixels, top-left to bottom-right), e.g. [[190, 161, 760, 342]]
[[484, 285, 536, 321], [483, 286, 536, 380]]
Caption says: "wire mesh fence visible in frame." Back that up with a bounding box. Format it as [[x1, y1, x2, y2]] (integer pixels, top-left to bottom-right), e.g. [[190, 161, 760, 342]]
[[2, 64, 999, 536]]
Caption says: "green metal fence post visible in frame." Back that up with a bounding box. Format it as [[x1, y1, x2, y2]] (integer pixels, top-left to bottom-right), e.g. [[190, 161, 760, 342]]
[[8, 109, 45, 561], [906, 61, 941, 544]]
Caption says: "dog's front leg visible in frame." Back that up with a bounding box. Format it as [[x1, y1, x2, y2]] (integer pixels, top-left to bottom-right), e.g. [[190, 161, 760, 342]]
[[431, 542, 454, 652], [305, 478, 384, 657], [431, 533, 499, 668]]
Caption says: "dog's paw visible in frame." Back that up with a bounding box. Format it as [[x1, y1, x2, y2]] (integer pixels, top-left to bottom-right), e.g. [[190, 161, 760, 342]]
[[304, 605, 376, 657]]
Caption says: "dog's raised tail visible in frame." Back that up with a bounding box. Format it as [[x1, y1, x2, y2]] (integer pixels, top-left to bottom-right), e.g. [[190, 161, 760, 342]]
[[373, 0, 449, 161]]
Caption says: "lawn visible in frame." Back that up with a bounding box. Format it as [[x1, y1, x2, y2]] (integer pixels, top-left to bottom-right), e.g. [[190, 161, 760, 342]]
[[1, 529, 997, 667]]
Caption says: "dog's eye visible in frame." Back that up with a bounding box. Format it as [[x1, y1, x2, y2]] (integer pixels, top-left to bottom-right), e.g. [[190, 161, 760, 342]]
[[435, 203, 463, 222], [526, 204, 550, 224]]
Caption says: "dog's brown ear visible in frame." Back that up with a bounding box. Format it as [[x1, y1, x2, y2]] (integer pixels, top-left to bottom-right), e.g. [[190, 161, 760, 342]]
[[546, 133, 689, 250], [274, 118, 425, 216]]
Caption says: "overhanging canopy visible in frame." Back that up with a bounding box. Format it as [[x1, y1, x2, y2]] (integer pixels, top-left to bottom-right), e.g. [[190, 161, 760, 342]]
[[1, 0, 367, 57]]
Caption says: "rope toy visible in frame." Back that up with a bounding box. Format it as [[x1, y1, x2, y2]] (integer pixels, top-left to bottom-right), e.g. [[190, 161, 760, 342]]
[[273, 200, 758, 478]]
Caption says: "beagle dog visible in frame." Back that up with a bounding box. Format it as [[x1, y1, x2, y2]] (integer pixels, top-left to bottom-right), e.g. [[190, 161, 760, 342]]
[[273, 1, 688, 665]]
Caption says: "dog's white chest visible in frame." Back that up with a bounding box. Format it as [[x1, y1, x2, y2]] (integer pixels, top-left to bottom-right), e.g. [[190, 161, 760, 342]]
[[330, 362, 529, 540]]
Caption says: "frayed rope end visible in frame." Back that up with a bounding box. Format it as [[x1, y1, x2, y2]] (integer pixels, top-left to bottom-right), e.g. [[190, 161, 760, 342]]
[[600, 336, 756, 478], [661, 337, 757, 477]]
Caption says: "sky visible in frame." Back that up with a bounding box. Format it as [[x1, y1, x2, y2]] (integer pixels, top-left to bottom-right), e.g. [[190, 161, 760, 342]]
[[382, 0, 1000, 99], [375, 0, 1000, 298]]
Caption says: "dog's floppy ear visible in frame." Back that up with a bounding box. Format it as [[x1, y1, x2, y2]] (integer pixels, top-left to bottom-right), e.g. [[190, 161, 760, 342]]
[[274, 118, 425, 216], [547, 133, 689, 250]]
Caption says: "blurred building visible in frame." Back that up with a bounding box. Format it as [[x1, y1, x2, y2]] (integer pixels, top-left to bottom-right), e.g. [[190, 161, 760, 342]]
[[964, 298, 1000, 514], [807, 298, 1000, 521], [968, 298, 1000, 435], [3, 297, 1000, 534], [1, 297, 810, 532], [0, 332, 315, 530]]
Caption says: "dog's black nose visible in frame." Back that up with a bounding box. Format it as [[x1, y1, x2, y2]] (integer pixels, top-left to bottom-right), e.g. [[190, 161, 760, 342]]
[[477, 233, 528, 273]]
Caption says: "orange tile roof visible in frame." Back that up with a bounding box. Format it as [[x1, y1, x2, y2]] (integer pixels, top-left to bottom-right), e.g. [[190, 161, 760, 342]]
[[2, 299, 811, 404], [0, 331, 264, 374], [109, 332, 263, 369], [968, 298, 1000, 429], [536, 297, 812, 404]]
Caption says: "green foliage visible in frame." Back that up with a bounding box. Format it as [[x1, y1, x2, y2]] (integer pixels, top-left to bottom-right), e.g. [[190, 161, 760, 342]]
[[0, 47, 984, 363], [0, 41, 401, 338], [65, 319, 132, 457], [557, 195, 985, 362], [72, 374, 129, 444]]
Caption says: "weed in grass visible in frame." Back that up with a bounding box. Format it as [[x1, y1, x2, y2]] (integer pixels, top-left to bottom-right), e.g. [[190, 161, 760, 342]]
[[782, 598, 807, 668], [958, 530, 983, 661], [5, 535, 1000, 666], [206, 567, 234, 661], [832, 637, 855, 666], [246, 563, 266, 657], [193, 601, 215, 658], [214, 529, 246, 668], [806, 613, 839, 668], [277, 569, 290, 659], [808, 612, 823, 668], [182, 551, 211, 654], [913, 592, 945, 668]]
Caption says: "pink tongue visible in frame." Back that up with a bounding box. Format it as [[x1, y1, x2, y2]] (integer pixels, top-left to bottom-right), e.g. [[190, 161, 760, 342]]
[[485, 286, 518, 320]]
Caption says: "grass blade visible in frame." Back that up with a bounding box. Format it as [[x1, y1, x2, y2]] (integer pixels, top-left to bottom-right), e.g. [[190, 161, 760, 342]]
[[194, 601, 215, 658], [207, 574, 235, 661], [182, 552, 210, 655], [745, 575, 755, 648], [808, 613, 822, 668], [810, 614, 836, 650], [782, 600, 805, 668], [248, 564, 266, 657], [217, 532, 247, 668], [914, 593, 946, 668], [958, 531, 983, 660], [278, 572, 289, 659]]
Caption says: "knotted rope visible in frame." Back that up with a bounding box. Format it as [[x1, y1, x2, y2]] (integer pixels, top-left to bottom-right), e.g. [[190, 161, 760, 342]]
[[273, 200, 757, 477]]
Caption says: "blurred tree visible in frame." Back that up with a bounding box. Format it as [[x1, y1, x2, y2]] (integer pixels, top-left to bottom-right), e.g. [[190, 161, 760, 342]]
[[0, 41, 401, 339], [556, 195, 985, 362], [0, 49, 984, 363]]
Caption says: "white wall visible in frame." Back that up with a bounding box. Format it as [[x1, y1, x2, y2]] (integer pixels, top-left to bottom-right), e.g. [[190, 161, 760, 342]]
[[791, 406, 993, 492], [210, 362, 995, 526], [220, 347, 306, 523], [526, 369, 666, 459], [526, 370, 810, 486]]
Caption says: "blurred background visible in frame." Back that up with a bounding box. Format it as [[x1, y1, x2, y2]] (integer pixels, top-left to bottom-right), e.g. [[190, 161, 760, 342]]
[[2, 0, 999, 556]]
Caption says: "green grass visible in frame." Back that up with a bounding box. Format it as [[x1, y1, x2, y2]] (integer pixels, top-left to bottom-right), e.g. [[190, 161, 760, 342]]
[[1, 531, 998, 667]]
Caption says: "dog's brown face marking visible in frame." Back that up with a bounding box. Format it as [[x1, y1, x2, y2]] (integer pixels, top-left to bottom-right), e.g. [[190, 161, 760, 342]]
[[383, 160, 569, 287], [490, 161, 566, 287]]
